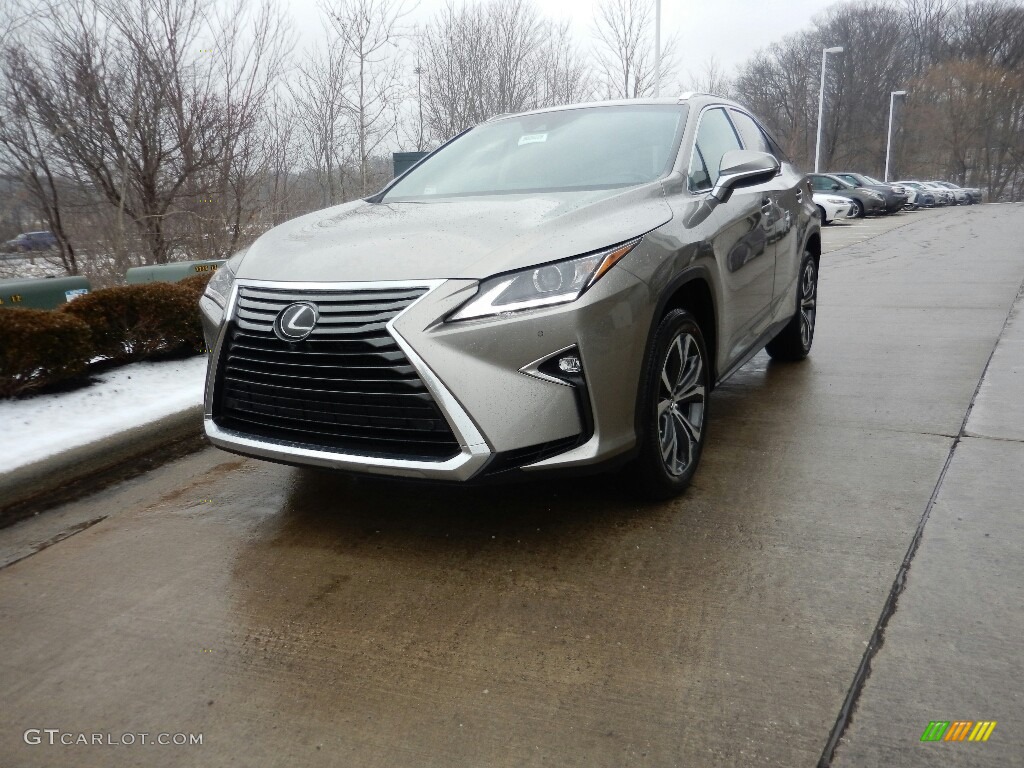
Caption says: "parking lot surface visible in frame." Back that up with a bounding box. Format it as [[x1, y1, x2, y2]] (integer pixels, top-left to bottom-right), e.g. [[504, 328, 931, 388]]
[[1, 205, 1022, 767]]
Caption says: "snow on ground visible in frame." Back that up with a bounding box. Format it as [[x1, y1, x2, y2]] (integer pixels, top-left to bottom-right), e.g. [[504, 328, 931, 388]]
[[0, 355, 207, 473]]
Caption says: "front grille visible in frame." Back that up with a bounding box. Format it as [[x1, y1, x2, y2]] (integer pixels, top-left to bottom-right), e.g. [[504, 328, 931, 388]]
[[214, 285, 461, 461]]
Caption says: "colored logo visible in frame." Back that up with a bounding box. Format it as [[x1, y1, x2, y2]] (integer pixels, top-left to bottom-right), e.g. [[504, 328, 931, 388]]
[[274, 302, 319, 341], [921, 721, 997, 742]]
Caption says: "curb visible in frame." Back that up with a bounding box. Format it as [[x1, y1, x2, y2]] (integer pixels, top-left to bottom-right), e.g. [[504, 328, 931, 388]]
[[0, 405, 207, 529]]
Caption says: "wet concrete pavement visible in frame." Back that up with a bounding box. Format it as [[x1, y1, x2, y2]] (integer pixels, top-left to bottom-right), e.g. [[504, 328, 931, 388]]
[[1, 205, 1022, 767]]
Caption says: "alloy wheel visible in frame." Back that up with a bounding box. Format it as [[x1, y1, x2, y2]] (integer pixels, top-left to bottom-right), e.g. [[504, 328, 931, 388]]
[[657, 332, 706, 477], [799, 258, 817, 348]]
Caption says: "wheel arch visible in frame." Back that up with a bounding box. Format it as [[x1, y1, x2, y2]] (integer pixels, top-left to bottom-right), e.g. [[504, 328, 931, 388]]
[[631, 267, 718, 452]]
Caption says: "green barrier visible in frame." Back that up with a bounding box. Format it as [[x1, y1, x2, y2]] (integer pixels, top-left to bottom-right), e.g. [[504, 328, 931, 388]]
[[0, 276, 91, 310], [125, 260, 225, 285], [393, 151, 428, 178]]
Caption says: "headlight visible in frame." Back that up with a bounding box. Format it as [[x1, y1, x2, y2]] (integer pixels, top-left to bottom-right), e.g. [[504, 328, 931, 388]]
[[868, 191, 885, 201], [203, 253, 242, 309], [448, 239, 641, 322], [825, 196, 850, 204]]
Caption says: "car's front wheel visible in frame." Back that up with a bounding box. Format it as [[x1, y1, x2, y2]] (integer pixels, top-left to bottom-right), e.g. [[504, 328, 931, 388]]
[[631, 309, 710, 500], [852, 199, 865, 218]]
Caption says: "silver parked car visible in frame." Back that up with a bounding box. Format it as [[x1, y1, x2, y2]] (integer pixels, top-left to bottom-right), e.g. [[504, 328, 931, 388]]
[[200, 96, 821, 498]]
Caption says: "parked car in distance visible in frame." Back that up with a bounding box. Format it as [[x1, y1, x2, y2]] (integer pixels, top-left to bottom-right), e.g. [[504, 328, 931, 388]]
[[895, 181, 935, 208], [931, 181, 981, 205], [831, 172, 908, 213], [809, 174, 886, 217], [813, 192, 856, 224], [918, 182, 954, 205], [927, 181, 970, 205], [200, 95, 822, 499], [3, 231, 58, 252]]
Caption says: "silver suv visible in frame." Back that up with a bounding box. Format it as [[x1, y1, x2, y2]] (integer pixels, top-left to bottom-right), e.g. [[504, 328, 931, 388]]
[[200, 95, 820, 498]]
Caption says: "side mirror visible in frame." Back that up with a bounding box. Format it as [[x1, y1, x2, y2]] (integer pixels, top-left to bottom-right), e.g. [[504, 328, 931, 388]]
[[831, 183, 841, 191], [710, 150, 781, 204]]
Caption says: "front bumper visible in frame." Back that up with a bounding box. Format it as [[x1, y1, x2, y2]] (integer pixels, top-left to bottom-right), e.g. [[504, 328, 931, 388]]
[[200, 268, 652, 481]]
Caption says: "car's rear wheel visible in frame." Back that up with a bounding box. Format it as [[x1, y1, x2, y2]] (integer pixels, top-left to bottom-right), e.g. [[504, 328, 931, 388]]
[[766, 250, 817, 362], [630, 310, 710, 500]]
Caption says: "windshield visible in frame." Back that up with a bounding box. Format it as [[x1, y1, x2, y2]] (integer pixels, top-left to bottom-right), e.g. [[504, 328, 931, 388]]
[[383, 105, 687, 200]]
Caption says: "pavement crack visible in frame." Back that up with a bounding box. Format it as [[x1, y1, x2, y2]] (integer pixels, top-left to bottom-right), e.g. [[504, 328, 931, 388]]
[[0, 515, 108, 572], [816, 271, 1024, 767]]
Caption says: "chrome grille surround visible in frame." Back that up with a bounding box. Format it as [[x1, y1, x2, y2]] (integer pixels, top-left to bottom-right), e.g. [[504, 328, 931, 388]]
[[203, 279, 491, 480]]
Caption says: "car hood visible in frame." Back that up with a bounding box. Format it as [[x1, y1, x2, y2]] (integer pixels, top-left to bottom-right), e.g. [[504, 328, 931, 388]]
[[235, 184, 673, 282]]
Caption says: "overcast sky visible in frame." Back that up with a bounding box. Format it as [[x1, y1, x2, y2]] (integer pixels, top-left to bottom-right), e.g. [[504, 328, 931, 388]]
[[286, 0, 852, 85]]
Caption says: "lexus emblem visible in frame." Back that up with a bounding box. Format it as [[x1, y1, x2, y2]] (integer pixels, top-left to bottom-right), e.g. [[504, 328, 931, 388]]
[[274, 302, 319, 341]]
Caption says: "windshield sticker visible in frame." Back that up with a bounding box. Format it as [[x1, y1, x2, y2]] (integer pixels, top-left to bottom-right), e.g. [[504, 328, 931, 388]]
[[518, 133, 548, 146]]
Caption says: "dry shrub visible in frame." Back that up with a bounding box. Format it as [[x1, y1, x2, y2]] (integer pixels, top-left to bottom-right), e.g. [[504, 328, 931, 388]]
[[0, 308, 93, 397], [59, 281, 204, 362]]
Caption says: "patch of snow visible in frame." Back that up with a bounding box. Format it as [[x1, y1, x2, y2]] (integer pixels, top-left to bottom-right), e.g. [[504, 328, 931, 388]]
[[0, 355, 208, 473]]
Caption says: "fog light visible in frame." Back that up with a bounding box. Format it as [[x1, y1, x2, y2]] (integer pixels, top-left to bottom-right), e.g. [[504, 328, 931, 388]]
[[557, 355, 581, 374]]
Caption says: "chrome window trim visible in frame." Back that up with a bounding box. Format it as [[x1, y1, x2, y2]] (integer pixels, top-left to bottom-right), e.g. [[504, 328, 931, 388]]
[[203, 278, 491, 481]]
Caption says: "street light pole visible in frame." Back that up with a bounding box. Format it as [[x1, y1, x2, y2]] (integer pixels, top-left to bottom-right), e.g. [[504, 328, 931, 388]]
[[885, 90, 907, 182], [654, 0, 661, 97], [814, 46, 844, 173]]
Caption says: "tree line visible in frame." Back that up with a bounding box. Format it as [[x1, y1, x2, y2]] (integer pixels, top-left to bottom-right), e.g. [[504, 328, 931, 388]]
[[1, 0, 1021, 280], [732, 0, 1024, 199]]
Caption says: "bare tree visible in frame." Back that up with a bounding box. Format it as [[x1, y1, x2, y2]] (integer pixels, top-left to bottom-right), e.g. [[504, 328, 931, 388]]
[[592, 0, 675, 99], [537, 19, 594, 107], [203, 0, 292, 256], [684, 56, 732, 97], [324, 0, 410, 196], [291, 39, 353, 207], [0, 48, 79, 274], [420, 0, 592, 143]]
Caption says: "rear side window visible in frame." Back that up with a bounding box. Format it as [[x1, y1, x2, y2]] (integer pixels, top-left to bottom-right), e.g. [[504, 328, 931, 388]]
[[687, 108, 742, 192], [729, 110, 773, 155]]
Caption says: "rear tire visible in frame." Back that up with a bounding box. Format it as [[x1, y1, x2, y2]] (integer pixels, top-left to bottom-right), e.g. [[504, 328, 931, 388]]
[[630, 309, 710, 500], [766, 250, 818, 362]]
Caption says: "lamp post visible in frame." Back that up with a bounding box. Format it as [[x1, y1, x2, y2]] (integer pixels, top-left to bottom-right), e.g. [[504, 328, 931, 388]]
[[814, 46, 844, 173], [884, 90, 907, 182], [654, 0, 661, 97]]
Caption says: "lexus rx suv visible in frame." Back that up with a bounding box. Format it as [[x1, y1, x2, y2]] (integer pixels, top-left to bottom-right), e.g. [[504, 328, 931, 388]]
[[200, 95, 821, 498]]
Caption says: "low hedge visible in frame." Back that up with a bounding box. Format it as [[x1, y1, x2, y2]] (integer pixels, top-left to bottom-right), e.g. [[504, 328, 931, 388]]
[[2, 276, 212, 398], [59, 280, 206, 363], [0, 308, 93, 397]]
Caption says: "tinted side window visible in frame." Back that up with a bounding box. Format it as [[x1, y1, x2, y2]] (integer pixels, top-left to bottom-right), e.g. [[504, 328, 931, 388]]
[[729, 110, 772, 155], [688, 108, 742, 192], [809, 176, 830, 191]]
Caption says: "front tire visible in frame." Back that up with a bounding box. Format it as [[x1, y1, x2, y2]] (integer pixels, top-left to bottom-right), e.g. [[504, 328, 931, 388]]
[[630, 310, 710, 500], [852, 199, 865, 218], [766, 250, 818, 362]]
